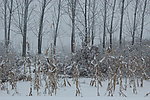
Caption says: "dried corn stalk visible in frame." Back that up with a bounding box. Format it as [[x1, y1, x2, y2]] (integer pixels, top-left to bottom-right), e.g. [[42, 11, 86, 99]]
[[72, 62, 80, 96], [34, 58, 41, 96], [47, 68, 58, 95], [63, 65, 71, 87], [45, 58, 58, 96]]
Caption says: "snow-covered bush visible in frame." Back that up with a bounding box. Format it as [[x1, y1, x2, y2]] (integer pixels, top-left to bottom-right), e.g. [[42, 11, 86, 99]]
[[0, 42, 18, 83]]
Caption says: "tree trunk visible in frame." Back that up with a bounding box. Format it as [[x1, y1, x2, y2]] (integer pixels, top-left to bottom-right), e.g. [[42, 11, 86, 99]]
[[38, 0, 46, 54], [4, 0, 8, 48], [91, 0, 96, 46], [84, 0, 88, 46], [103, 0, 107, 49], [7, 0, 13, 48], [53, 0, 61, 55], [22, 0, 29, 57], [119, 0, 125, 48], [87, 0, 91, 45], [140, 0, 147, 43], [132, 0, 138, 45], [109, 0, 116, 49], [71, 0, 77, 53]]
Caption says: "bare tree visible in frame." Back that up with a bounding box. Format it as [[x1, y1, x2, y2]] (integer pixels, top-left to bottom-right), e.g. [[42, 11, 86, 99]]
[[91, 0, 96, 46], [119, 0, 125, 48], [70, 0, 77, 53], [87, 0, 91, 45], [4, 0, 8, 48], [84, 0, 88, 46], [103, 0, 107, 50], [13, 0, 25, 55], [7, 0, 14, 48], [132, 0, 138, 45], [2, 0, 14, 51], [38, 0, 51, 54], [22, 0, 32, 57], [53, 0, 61, 55], [140, 0, 147, 43], [109, 0, 116, 49]]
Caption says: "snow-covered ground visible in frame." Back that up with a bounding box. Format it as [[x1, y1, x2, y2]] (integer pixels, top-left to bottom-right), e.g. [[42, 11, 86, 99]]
[[0, 96, 150, 100], [0, 78, 150, 100]]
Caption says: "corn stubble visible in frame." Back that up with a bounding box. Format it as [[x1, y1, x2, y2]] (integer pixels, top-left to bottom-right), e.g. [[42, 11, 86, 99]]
[[0, 51, 150, 97]]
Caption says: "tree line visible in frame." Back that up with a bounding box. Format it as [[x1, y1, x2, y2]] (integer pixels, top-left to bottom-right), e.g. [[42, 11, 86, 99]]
[[0, 0, 150, 57]]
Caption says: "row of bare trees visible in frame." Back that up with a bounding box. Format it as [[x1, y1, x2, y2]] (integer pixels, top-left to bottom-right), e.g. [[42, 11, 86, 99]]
[[0, 0, 149, 56]]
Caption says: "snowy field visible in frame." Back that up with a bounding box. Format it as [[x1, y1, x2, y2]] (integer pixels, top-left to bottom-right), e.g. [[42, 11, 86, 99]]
[[0, 96, 150, 100], [0, 78, 150, 100]]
